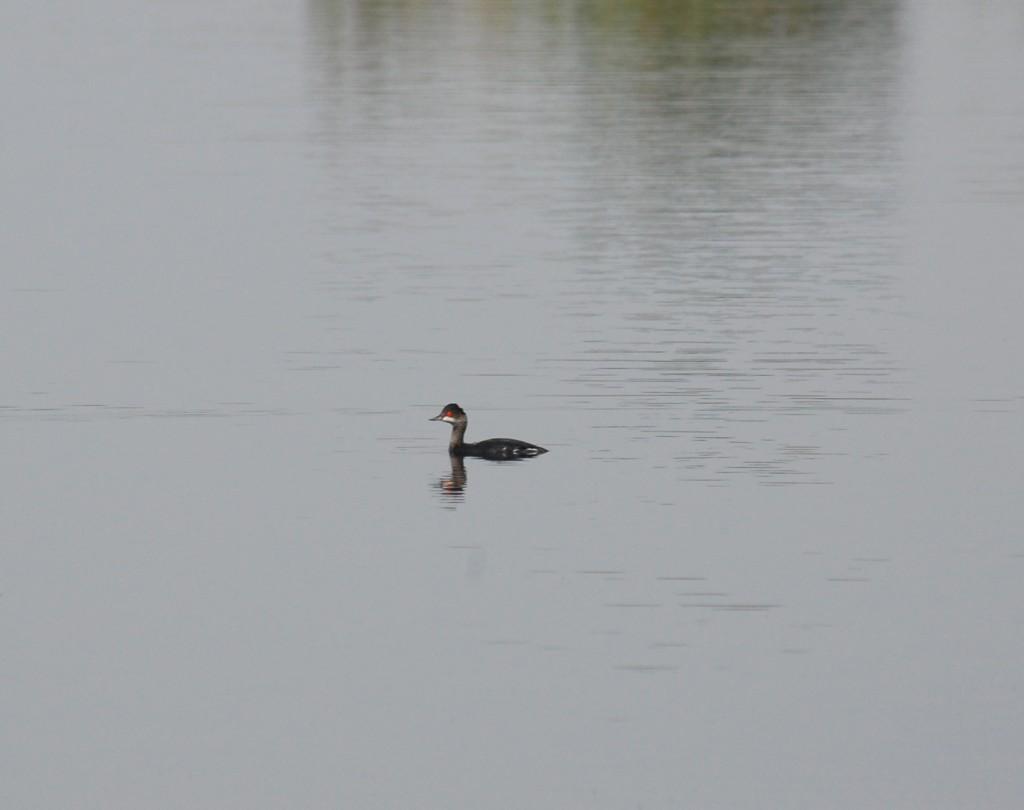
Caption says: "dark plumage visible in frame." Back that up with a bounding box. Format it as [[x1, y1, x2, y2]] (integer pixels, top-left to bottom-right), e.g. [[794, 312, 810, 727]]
[[429, 403, 548, 459]]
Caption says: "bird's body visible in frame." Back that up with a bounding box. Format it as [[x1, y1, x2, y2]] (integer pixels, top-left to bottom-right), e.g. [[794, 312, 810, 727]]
[[429, 403, 548, 459]]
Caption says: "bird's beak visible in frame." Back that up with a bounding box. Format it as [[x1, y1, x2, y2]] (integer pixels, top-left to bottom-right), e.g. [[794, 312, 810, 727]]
[[429, 413, 444, 421]]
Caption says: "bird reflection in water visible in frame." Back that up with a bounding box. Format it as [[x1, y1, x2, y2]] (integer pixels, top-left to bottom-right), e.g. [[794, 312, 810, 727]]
[[435, 455, 468, 503], [433, 452, 551, 508]]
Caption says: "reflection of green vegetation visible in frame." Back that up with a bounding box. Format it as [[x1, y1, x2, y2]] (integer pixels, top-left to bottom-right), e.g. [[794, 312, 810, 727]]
[[577, 0, 828, 39], [311, 0, 847, 42], [307, 0, 868, 76]]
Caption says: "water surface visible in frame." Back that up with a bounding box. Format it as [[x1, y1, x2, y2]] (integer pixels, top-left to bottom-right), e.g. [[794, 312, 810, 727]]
[[3, 1, 1023, 808]]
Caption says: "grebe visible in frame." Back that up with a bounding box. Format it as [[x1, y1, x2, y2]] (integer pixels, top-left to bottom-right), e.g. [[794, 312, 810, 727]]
[[429, 403, 548, 459]]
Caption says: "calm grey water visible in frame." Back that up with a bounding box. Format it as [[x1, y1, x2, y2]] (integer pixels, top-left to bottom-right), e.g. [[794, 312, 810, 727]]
[[3, 1, 1023, 807]]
